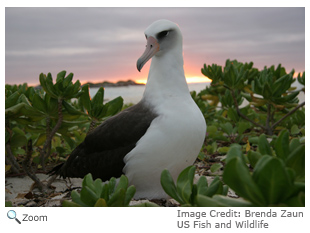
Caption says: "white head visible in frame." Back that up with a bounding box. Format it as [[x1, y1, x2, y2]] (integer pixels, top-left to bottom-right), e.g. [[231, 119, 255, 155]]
[[137, 19, 183, 71]]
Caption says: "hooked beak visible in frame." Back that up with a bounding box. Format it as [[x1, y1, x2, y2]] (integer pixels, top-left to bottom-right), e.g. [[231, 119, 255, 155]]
[[136, 36, 160, 72]]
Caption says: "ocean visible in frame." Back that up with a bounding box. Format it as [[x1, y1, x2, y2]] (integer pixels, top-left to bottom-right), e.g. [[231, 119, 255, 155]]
[[89, 82, 210, 104], [89, 81, 304, 105]]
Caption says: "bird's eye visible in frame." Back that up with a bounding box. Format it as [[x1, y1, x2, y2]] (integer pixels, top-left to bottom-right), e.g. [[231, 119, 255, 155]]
[[157, 30, 170, 40]]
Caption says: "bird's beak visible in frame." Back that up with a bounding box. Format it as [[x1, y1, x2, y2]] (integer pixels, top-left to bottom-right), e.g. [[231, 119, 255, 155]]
[[137, 36, 160, 72]]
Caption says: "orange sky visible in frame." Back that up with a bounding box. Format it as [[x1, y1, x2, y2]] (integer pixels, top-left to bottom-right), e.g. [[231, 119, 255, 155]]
[[130, 63, 211, 85]]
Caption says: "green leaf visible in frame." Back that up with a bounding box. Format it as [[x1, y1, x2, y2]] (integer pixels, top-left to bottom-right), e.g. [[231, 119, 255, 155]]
[[71, 80, 81, 97], [45, 95, 59, 116], [217, 146, 230, 154], [63, 100, 85, 116], [248, 136, 259, 144], [56, 70, 66, 83], [115, 175, 129, 194], [107, 188, 126, 207], [237, 122, 251, 135], [198, 152, 205, 160], [91, 87, 104, 106], [196, 195, 226, 207], [176, 166, 196, 204], [105, 96, 123, 117], [160, 169, 183, 204], [33, 133, 46, 147], [93, 178, 104, 196], [94, 198, 107, 207], [131, 202, 159, 207], [227, 108, 239, 122], [297, 72, 305, 86], [80, 85, 92, 112], [101, 183, 109, 201], [290, 124, 300, 135], [205, 177, 222, 197], [80, 186, 99, 206], [258, 134, 272, 155], [252, 156, 293, 204], [45, 73, 58, 98], [210, 163, 222, 173], [211, 141, 217, 153], [82, 173, 96, 192], [196, 194, 253, 207], [220, 122, 233, 135], [222, 185, 229, 196], [289, 138, 301, 153], [124, 186, 136, 206], [225, 144, 246, 164], [63, 72, 74, 88], [10, 132, 27, 148], [275, 130, 289, 160], [247, 150, 262, 168], [108, 177, 117, 194], [62, 200, 82, 207], [286, 144, 305, 181], [223, 156, 266, 206], [5, 91, 20, 109], [196, 176, 208, 196], [32, 93, 47, 113], [71, 190, 87, 207], [206, 125, 217, 137], [275, 91, 299, 104], [5, 103, 26, 117], [284, 192, 305, 207], [272, 74, 292, 97], [39, 73, 48, 91]]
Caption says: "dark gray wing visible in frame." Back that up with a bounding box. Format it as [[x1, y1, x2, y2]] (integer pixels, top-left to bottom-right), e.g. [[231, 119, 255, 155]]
[[54, 100, 157, 181]]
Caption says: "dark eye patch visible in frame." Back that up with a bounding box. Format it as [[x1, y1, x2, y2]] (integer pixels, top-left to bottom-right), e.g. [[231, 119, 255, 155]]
[[156, 30, 171, 40]]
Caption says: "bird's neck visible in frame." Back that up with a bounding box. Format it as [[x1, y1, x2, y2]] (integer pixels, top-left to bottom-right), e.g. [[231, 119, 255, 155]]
[[143, 49, 190, 104]]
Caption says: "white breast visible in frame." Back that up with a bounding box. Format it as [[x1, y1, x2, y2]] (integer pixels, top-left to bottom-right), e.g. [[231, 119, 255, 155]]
[[123, 95, 206, 199]]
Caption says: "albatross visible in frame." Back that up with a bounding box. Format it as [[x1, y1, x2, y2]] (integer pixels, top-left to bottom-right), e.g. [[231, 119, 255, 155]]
[[52, 19, 206, 199]]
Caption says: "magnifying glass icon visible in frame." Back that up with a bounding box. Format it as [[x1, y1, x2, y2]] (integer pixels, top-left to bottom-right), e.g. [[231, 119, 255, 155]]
[[7, 210, 21, 224]]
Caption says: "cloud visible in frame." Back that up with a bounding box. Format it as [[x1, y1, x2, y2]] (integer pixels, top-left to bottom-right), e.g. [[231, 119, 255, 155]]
[[5, 7, 305, 85]]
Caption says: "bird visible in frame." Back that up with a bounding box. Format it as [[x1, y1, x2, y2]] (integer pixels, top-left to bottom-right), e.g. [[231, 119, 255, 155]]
[[51, 19, 206, 199]]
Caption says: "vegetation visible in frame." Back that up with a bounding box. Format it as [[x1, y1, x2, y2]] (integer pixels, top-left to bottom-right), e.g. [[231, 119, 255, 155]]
[[5, 71, 123, 192], [188, 59, 305, 206], [5, 59, 305, 207], [62, 174, 157, 207]]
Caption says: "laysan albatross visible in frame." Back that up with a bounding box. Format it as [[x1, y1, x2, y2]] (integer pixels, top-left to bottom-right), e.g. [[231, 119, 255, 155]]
[[52, 19, 206, 199]]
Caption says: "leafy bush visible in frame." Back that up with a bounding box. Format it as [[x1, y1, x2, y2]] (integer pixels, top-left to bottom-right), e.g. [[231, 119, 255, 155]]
[[161, 166, 228, 206], [198, 59, 305, 135], [63, 174, 135, 207], [5, 71, 123, 191], [223, 137, 304, 207], [63, 174, 158, 207], [5, 61, 305, 207]]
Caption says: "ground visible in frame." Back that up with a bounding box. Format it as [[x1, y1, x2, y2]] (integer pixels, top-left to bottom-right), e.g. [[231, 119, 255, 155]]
[[5, 170, 238, 207]]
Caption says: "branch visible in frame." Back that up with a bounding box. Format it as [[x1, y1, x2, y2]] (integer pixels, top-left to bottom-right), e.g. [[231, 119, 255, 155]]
[[229, 88, 267, 130], [5, 144, 20, 174], [271, 101, 305, 129], [22, 139, 46, 192], [265, 104, 273, 135], [87, 119, 97, 134], [40, 98, 64, 170]]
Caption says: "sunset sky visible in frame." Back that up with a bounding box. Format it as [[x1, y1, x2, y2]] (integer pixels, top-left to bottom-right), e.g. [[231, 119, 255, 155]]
[[5, 7, 305, 86]]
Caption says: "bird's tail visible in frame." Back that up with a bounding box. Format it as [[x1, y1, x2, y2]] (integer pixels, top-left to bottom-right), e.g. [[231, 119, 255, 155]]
[[47, 163, 64, 177]]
